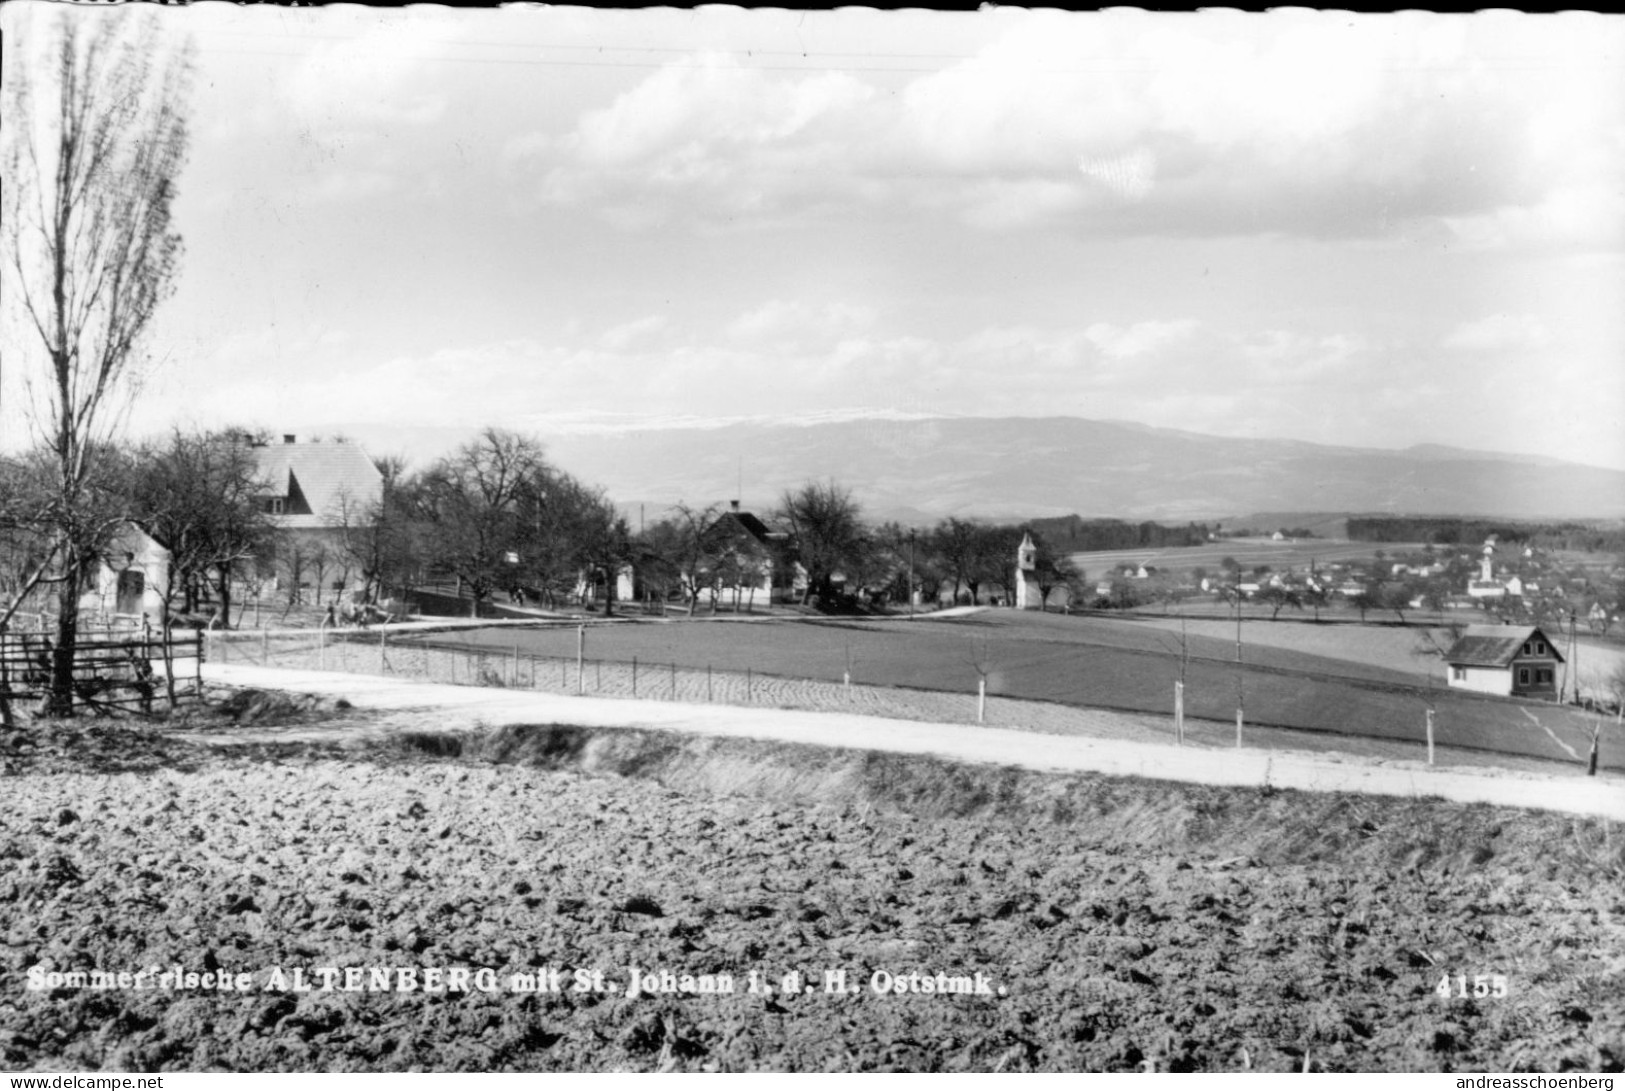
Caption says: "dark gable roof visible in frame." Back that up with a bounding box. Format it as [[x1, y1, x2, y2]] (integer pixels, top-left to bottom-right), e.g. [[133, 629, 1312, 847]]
[[731, 511, 774, 542], [1444, 625, 1564, 668], [254, 442, 384, 530], [704, 509, 785, 550]]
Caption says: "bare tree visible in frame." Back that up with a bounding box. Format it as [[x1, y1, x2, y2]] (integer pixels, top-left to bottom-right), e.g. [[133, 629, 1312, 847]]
[[410, 429, 551, 618], [332, 454, 416, 604], [2, 10, 193, 715], [933, 517, 991, 606], [126, 429, 276, 628], [668, 503, 723, 616], [1256, 584, 1304, 621], [777, 480, 865, 608]]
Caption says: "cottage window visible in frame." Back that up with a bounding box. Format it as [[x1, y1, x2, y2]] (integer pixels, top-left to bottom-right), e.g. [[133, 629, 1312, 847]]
[[1451, 666, 1466, 681], [267, 497, 285, 515], [1517, 667, 1531, 686], [1522, 641, 1532, 655], [1537, 668, 1552, 684], [1534, 640, 1545, 655]]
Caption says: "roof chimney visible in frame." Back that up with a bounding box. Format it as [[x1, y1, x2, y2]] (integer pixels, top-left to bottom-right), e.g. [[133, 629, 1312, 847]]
[[283, 434, 296, 445], [730, 499, 740, 512]]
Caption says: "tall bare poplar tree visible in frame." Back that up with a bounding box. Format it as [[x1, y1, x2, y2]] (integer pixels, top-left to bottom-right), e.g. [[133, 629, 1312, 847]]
[[2, 10, 193, 715]]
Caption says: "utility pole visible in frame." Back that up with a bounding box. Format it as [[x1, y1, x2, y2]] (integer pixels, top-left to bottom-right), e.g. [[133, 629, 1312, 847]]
[[1567, 609, 1579, 705], [1235, 586, 1245, 747], [908, 529, 916, 619]]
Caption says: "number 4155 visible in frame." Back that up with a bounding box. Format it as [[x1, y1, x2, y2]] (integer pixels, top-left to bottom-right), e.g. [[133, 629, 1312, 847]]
[[1437, 973, 1508, 999]]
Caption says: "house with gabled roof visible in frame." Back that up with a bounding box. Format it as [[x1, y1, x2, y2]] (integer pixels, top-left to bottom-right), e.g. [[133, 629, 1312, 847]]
[[253, 436, 383, 533], [700, 501, 802, 606], [1442, 624, 1563, 698], [251, 435, 385, 604]]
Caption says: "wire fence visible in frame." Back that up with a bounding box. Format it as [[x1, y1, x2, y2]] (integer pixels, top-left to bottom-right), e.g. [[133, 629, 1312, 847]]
[[201, 622, 1622, 773], [202, 626, 1016, 728]]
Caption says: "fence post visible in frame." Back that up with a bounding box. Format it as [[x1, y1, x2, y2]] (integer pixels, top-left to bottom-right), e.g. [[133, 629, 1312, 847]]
[[1235, 709, 1243, 749], [380, 629, 387, 675], [1426, 708, 1435, 765], [707, 664, 712, 703], [194, 631, 203, 696], [1177, 680, 1186, 744], [746, 668, 752, 703], [671, 661, 676, 700], [318, 626, 326, 671], [977, 678, 986, 724], [511, 644, 518, 687], [632, 657, 638, 697], [261, 627, 269, 666], [577, 625, 585, 696]]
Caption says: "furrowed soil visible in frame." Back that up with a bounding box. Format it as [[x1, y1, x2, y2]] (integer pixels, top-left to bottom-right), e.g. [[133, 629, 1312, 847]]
[[2, 718, 1622, 1073]]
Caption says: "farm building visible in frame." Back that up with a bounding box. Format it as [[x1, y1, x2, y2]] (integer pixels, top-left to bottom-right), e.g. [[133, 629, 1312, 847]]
[[699, 502, 802, 605], [254, 436, 384, 537], [253, 436, 385, 601], [1442, 624, 1563, 698]]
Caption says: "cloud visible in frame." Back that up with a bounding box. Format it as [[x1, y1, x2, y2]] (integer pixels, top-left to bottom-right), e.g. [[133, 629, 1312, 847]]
[[1443, 314, 1550, 352], [726, 300, 877, 345], [509, 11, 1621, 246], [1079, 148, 1157, 204], [525, 52, 876, 224], [1085, 320, 1200, 360], [301, 168, 399, 204], [279, 15, 453, 131], [599, 315, 668, 351]]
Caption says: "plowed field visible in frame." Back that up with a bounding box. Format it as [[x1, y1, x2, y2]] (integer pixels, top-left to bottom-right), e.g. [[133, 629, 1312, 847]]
[[2, 717, 1621, 1073]]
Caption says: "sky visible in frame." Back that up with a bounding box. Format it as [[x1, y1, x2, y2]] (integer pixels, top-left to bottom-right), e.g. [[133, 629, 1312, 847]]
[[3, 4, 1623, 471]]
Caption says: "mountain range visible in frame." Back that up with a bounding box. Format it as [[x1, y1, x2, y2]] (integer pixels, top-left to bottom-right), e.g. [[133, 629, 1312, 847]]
[[307, 416, 1625, 525]]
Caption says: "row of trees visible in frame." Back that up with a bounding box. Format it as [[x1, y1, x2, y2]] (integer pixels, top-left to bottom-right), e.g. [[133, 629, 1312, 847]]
[[628, 484, 1084, 613]]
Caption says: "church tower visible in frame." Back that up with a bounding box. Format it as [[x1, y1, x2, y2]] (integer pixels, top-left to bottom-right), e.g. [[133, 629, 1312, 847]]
[[1015, 531, 1042, 610]]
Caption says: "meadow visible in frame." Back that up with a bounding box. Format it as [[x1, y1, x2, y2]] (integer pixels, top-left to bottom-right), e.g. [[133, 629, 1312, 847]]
[[385, 612, 1621, 774]]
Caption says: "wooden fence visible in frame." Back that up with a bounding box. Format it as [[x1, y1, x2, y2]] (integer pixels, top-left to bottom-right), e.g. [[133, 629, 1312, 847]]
[[0, 626, 205, 715]]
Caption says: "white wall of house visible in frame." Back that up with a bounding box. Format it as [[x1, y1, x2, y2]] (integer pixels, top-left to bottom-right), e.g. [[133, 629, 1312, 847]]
[[1447, 665, 1513, 696], [80, 529, 171, 627]]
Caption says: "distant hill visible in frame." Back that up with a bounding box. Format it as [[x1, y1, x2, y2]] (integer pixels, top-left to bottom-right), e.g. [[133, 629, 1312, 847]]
[[307, 416, 1625, 524]]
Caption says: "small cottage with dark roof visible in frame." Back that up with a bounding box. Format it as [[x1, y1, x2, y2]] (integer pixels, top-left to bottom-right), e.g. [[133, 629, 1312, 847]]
[[1442, 624, 1562, 698]]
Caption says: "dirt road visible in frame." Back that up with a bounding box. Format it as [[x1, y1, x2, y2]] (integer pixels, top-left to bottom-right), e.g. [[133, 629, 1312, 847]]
[[198, 664, 1625, 820]]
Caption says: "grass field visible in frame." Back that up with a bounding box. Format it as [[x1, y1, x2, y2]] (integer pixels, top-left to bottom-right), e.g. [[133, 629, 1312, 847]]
[[1128, 615, 1625, 698], [390, 612, 1622, 773]]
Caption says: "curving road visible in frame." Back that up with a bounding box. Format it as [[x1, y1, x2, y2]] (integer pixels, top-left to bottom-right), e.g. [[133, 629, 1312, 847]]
[[199, 663, 1625, 822]]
